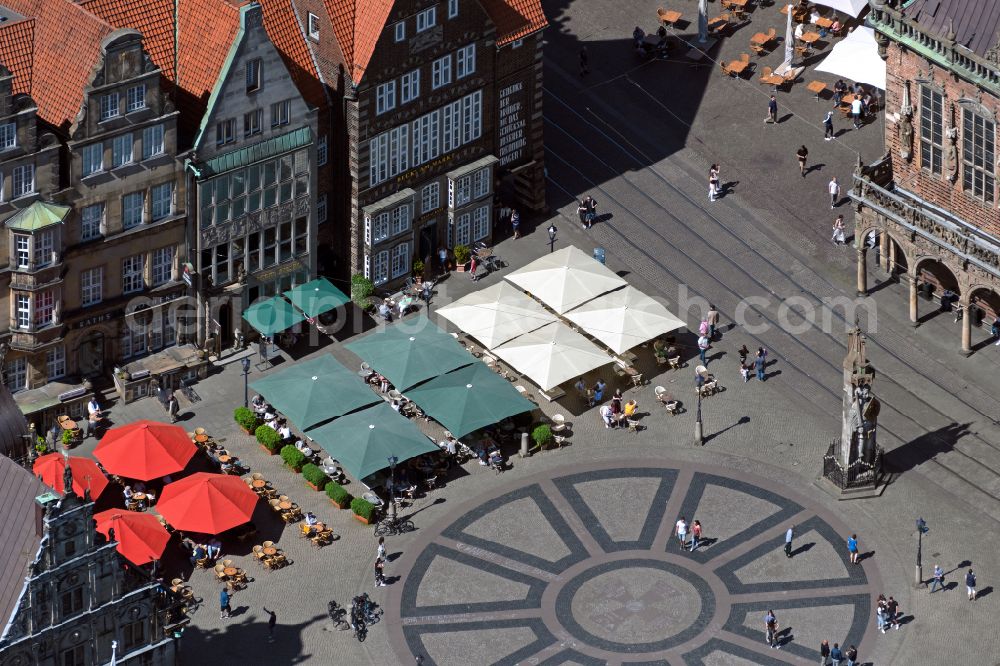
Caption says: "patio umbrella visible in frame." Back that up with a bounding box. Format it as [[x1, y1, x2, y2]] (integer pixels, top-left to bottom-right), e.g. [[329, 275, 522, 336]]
[[492, 322, 611, 391], [250, 354, 380, 431], [436, 281, 557, 349], [812, 0, 868, 18], [564, 286, 686, 354], [157, 473, 258, 534], [782, 4, 793, 69], [505, 245, 627, 314], [94, 420, 196, 481], [345, 315, 474, 390], [93, 509, 171, 565], [33, 453, 109, 498], [816, 27, 886, 89], [307, 403, 439, 481], [242, 296, 306, 337], [283, 278, 350, 319], [405, 363, 536, 438]]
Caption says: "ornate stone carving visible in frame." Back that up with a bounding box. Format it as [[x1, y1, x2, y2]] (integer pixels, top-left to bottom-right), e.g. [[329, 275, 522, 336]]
[[898, 113, 913, 160], [987, 32, 1000, 66], [944, 126, 959, 183]]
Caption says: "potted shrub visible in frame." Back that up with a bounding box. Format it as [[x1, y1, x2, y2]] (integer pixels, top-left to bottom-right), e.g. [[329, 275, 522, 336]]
[[412, 259, 425, 284], [326, 482, 353, 509], [280, 444, 307, 472], [35, 436, 49, 457], [532, 424, 553, 451], [302, 463, 328, 492], [61, 429, 75, 450], [453, 244, 471, 272], [255, 425, 282, 455], [350, 497, 376, 525], [351, 273, 375, 311], [234, 407, 260, 434]]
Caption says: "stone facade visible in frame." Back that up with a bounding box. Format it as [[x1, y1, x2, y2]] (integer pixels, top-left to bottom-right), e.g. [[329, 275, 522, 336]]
[[853, 1, 1000, 353]]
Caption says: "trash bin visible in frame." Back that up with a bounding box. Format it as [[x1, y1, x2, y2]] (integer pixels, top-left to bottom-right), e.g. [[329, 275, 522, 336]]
[[593, 247, 606, 264]]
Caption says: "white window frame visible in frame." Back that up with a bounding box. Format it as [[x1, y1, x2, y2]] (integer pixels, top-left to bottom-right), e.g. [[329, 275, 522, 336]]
[[151, 182, 172, 221], [33, 230, 54, 268], [412, 111, 440, 166], [462, 90, 482, 143], [126, 84, 146, 112], [47, 345, 66, 380], [0, 122, 16, 150], [391, 242, 410, 278], [81, 267, 103, 306], [12, 164, 34, 198], [416, 6, 436, 32], [14, 234, 29, 269], [373, 212, 390, 243], [456, 44, 476, 78], [388, 125, 409, 177], [394, 21, 406, 42], [82, 143, 103, 176], [373, 250, 389, 285], [15, 294, 30, 329], [100, 93, 120, 120], [122, 255, 145, 294], [142, 124, 164, 159], [472, 205, 489, 240], [244, 109, 262, 137], [448, 0, 458, 18], [317, 135, 328, 166], [454, 175, 471, 207], [401, 69, 420, 104], [391, 204, 411, 236], [421, 182, 440, 212], [442, 99, 461, 153], [432, 56, 452, 89], [4, 357, 26, 392], [34, 290, 54, 328], [308, 12, 320, 40], [122, 191, 144, 229], [270, 100, 290, 127], [151, 247, 174, 286], [81, 203, 104, 241], [112, 133, 133, 168], [454, 212, 471, 247], [369, 132, 389, 185], [473, 167, 490, 198], [376, 82, 396, 115]]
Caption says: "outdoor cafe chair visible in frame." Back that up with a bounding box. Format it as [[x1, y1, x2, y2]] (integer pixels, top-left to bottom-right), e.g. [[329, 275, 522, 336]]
[[252, 545, 266, 562], [627, 418, 642, 433]]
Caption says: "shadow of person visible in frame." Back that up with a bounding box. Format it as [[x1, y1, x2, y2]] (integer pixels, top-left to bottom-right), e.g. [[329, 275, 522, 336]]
[[790, 542, 815, 557]]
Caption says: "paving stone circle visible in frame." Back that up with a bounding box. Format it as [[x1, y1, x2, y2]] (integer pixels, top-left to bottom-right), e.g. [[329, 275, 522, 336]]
[[389, 460, 880, 665]]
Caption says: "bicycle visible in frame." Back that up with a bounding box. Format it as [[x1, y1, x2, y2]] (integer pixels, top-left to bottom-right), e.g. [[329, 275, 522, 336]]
[[373, 499, 415, 537]]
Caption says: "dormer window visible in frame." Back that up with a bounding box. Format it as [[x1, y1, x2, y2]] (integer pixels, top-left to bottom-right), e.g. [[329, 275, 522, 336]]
[[308, 13, 320, 40]]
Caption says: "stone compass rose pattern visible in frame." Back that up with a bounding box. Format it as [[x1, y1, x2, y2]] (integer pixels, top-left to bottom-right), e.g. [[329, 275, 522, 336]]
[[388, 461, 880, 665]]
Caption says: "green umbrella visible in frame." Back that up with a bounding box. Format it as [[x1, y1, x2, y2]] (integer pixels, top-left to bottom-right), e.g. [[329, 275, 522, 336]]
[[306, 403, 439, 481], [250, 355, 379, 431], [345, 315, 474, 390], [405, 363, 536, 438], [284, 278, 350, 319], [242, 296, 305, 337]]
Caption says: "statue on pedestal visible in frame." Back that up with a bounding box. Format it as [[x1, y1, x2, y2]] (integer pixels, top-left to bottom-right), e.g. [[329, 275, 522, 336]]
[[841, 324, 880, 468]]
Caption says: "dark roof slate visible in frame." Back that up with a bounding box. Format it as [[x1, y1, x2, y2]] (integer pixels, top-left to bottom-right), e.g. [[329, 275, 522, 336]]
[[0, 454, 45, 639], [902, 0, 1000, 59]]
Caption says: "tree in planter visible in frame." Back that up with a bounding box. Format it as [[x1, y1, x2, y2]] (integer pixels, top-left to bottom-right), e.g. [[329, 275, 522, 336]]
[[280, 445, 307, 472], [532, 424, 553, 451], [61, 429, 75, 449], [351, 274, 375, 311], [301, 463, 328, 491], [453, 244, 471, 270], [255, 425, 282, 454], [350, 497, 376, 523], [235, 407, 261, 433], [326, 482, 353, 508], [412, 259, 425, 282]]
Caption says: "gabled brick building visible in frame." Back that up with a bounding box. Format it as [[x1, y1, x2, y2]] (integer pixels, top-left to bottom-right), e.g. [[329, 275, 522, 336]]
[[854, 0, 1000, 354]]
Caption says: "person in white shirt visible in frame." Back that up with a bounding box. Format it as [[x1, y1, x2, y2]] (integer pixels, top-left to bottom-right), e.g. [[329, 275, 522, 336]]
[[828, 177, 841, 209], [207, 539, 222, 559], [87, 398, 101, 418], [850, 95, 864, 129], [278, 424, 292, 440], [123, 485, 133, 500], [794, 22, 804, 40], [676, 517, 688, 547], [305, 512, 318, 526]]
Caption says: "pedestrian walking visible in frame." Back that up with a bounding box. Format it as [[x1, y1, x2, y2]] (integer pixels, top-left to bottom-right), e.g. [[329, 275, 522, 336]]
[[737, 344, 749, 366], [697, 335, 711, 365], [830, 643, 843, 666], [690, 520, 702, 551], [765, 95, 778, 124], [796, 145, 809, 177], [262, 607, 277, 640], [851, 94, 863, 128], [675, 516, 688, 547], [578, 195, 597, 229], [706, 305, 720, 338], [469, 255, 478, 282], [829, 177, 841, 209], [579, 47, 589, 75], [167, 393, 180, 423], [511, 208, 521, 239], [740, 363, 750, 383], [220, 587, 231, 619], [784, 525, 794, 558], [754, 350, 765, 381], [764, 610, 779, 648], [831, 215, 846, 244], [709, 164, 720, 201], [845, 645, 857, 666], [376, 536, 386, 562], [375, 557, 387, 587], [699, 319, 710, 337], [929, 564, 944, 592], [876, 598, 887, 633], [820, 639, 831, 665], [823, 110, 835, 140], [846, 533, 859, 564], [886, 596, 899, 629], [438, 246, 448, 272], [966, 568, 977, 600]]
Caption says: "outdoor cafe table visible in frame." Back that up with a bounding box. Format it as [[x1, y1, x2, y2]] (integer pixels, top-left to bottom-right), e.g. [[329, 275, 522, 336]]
[[815, 16, 833, 29], [799, 31, 821, 45], [278, 501, 293, 510], [58, 416, 78, 430], [194, 434, 209, 444], [223, 567, 238, 577], [218, 455, 232, 464], [263, 547, 278, 556], [252, 479, 267, 489], [726, 59, 750, 76]]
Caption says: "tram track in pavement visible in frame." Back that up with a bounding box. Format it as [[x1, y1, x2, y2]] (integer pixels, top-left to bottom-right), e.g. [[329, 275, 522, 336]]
[[540, 88, 1000, 513]]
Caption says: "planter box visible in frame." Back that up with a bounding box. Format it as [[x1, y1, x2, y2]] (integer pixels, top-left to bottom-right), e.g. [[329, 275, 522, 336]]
[[455, 262, 469, 272], [352, 513, 371, 525], [260, 445, 279, 456], [287, 464, 303, 473], [330, 499, 348, 510], [242, 427, 256, 435], [306, 481, 324, 492]]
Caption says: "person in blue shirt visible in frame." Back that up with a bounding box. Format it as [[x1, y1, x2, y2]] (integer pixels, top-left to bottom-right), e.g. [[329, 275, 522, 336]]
[[220, 588, 231, 619], [830, 642, 843, 665], [846, 534, 859, 564]]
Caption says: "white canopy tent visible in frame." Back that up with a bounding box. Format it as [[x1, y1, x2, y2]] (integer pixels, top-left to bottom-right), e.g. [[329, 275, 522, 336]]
[[564, 286, 686, 354], [492, 322, 611, 391], [505, 245, 627, 314], [816, 27, 886, 90], [812, 0, 868, 18], [436, 281, 557, 349]]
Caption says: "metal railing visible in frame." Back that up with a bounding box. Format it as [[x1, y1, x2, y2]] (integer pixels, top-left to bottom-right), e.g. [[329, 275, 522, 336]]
[[822, 439, 884, 489]]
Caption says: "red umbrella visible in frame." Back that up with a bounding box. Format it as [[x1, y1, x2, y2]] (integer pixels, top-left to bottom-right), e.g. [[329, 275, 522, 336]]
[[156, 473, 258, 534], [93, 420, 196, 481], [94, 509, 171, 565], [33, 453, 109, 498]]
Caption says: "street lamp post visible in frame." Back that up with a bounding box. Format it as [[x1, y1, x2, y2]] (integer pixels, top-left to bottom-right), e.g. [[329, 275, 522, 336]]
[[241, 357, 251, 408], [694, 375, 704, 446], [547, 224, 557, 254], [387, 455, 399, 524], [915, 517, 928, 586]]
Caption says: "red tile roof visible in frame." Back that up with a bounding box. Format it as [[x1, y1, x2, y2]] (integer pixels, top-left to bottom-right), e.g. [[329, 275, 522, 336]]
[[0, 18, 36, 96], [479, 0, 547, 46], [1, 0, 115, 129]]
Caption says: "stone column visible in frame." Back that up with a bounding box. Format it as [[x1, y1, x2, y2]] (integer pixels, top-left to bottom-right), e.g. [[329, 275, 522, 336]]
[[888, 239, 897, 275], [879, 232, 889, 272], [909, 274, 919, 325], [856, 247, 867, 296], [961, 304, 972, 355]]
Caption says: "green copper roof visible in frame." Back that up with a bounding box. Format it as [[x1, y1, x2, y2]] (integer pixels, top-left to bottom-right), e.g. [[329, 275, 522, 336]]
[[4, 201, 71, 231], [196, 126, 312, 178]]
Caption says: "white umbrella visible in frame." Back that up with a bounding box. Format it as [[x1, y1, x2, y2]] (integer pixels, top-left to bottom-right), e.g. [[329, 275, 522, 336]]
[[505, 245, 627, 314], [564, 286, 686, 354], [782, 4, 793, 69], [492, 322, 611, 391], [436, 281, 557, 349], [816, 27, 886, 89], [812, 0, 868, 18]]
